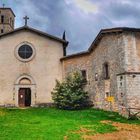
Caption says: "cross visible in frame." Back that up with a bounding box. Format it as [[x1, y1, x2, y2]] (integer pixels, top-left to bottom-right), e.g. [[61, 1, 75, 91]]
[[23, 16, 29, 26]]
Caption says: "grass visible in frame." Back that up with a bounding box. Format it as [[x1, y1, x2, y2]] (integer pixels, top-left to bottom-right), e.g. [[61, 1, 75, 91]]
[[0, 108, 139, 140]]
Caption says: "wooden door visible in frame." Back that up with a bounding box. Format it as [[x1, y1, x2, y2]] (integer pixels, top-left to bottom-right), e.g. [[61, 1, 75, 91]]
[[18, 88, 25, 107], [25, 88, 31, 106]]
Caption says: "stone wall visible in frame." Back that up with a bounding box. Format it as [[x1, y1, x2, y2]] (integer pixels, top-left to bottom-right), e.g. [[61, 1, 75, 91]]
[[62, 31, 140, 116], [126, 74, 140, 108], [117, 73, 140, 116], [62, 32, 126, 112], [119, 32, 140, 116], [123, 32, 139, 72]]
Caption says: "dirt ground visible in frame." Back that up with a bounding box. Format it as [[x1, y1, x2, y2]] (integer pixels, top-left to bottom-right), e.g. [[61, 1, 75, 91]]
[[83, 120, 140, 140]]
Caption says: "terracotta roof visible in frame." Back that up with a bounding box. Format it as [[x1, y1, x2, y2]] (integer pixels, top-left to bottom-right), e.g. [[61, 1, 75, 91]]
[[0, 8, 16, 17], [61, 27, 140, 60], [0, 26, 68, 45]]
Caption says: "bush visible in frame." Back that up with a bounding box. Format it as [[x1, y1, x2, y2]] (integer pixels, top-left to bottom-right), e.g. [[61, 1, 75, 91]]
[[51, 71, 90, 110]]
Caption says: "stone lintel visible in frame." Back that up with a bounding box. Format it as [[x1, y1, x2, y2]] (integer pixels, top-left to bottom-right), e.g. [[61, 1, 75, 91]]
[[117, 72, 140, 76]]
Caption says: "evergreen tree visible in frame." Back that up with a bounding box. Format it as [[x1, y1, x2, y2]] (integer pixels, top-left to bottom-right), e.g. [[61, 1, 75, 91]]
[[51, 71, 90, 110]]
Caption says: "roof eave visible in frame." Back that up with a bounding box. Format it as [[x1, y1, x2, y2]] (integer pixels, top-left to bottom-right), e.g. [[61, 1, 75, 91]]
[[0, 26, 68, 44], [0, 8, 16, 17], [60, 51, 89, 61], [61, 27, 140, 60]]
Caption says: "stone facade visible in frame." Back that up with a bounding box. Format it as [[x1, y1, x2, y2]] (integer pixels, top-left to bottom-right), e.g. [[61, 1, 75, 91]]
[[62, 30, 140, 116]]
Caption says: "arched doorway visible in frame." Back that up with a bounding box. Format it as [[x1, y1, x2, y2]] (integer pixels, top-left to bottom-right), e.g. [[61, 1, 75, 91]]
[[18, 88, 31, 107], [14, 75, 36, 107]]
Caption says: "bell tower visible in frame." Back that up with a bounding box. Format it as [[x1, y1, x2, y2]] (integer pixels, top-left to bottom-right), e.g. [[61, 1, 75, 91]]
[[0, 7, 15, 34]]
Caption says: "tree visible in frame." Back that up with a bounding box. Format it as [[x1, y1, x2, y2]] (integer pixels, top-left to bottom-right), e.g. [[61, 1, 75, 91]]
[[51, 71, 90, 110]]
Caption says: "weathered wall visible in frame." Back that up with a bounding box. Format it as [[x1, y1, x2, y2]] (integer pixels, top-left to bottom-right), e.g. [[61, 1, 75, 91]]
[[135, 32, 140, 71], [117, 32, 140, 116], [0, 30, 63, 106], [62, 54, 91, 95], [123, 32, 139, 72], [62, 33, 125, 112], [126, 74, 140, 108], [88, 33, 125, 111]]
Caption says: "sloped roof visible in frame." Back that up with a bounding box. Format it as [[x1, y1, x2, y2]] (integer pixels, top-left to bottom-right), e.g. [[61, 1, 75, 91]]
[[0, 8, 16, 17], [61, 27, 140, 60], [0, 26, 68, 45]]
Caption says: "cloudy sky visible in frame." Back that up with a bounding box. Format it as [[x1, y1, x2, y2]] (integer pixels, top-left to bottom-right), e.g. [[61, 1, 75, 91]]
[[0, 0, 139, 54]]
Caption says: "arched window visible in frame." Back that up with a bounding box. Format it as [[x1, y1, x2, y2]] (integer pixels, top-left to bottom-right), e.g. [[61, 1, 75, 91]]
[[103, 62, 109, 79]]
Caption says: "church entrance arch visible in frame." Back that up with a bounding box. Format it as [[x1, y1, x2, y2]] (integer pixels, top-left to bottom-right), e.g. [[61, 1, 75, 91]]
[[14, 75, 36, 107], [18, 88, 31, 107]]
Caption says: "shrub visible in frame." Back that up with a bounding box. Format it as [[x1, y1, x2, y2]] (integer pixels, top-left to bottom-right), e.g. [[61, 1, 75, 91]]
[[51, 71, 90, 110]]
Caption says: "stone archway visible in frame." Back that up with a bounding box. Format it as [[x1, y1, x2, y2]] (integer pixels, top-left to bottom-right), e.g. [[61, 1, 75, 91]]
[[14, 75, 36, 107]]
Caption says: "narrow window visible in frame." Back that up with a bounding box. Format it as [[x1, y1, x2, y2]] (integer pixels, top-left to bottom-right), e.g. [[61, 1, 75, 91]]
[[81, 70, 87, 83], [10, 17, 12, 25], [1, 15, 4, 23], [120, 76, 123, 81], [103, 62, 109, 79], [12, 20, 14, 26], [1, 29, 3, 33]]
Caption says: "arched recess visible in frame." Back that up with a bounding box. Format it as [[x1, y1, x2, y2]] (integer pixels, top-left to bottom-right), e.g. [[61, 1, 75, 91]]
[[15, 75, 36, 85], [14, 75, 36, 107], [19, 78, 31, 85]]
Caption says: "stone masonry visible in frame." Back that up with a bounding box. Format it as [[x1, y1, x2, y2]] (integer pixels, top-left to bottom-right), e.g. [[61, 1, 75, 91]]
[[61, 28, 140, 116]]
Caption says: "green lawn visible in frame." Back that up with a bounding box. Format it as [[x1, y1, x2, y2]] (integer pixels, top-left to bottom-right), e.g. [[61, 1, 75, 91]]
[[0, 108, 139, 140]]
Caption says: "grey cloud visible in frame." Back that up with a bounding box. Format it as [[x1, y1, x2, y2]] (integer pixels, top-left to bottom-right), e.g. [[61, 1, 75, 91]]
[[0, 0, 140, 54]]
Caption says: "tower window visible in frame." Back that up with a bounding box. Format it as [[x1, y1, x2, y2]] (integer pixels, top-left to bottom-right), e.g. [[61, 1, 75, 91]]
[[10, 17, 12, 24], [1, 29, 3, 33], [12, 20, 14, 27], [103, 62, 109, 79], [1, 15, 4, 23]]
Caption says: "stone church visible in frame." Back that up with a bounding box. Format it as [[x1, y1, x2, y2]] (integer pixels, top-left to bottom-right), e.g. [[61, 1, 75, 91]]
[[0, 7, 139, 116]]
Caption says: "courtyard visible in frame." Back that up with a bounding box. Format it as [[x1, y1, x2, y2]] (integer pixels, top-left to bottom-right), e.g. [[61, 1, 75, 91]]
[[0, 108, 140, 140]]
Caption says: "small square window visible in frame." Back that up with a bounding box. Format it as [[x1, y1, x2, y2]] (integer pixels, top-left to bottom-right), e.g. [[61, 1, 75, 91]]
[[105, 92, 110, 98]]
